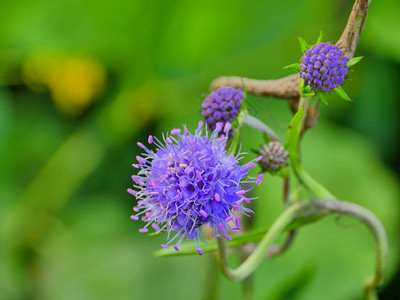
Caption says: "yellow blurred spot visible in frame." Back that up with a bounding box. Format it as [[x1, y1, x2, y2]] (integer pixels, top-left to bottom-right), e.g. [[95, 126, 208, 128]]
[[23, 50, 106, 116]]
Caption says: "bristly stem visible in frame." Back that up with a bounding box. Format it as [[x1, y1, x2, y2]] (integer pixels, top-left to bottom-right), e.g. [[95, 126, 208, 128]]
[[244, 114, 281, 142]]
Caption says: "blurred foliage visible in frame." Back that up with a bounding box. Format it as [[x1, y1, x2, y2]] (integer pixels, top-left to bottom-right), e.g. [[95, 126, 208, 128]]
[[0, 0, 399, 299]]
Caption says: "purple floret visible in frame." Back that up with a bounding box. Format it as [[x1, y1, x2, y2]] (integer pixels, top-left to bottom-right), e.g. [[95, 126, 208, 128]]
[[300, 42, 349, 92], [128, 122, 262, 254], [201, 87, 245, 131]]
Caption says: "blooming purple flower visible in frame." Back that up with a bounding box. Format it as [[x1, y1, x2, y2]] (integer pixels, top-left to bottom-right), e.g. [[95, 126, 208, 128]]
[[258, 141, 289, 172], [128, 122, 263, 254], [300, 42, 348, 92], [201, 87, 245, 131]]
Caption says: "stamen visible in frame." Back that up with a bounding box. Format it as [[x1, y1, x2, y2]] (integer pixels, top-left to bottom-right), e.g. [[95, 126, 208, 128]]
[[198, 121, 204, 131], [127, 188, 136, 195], [256, 174, 264, 185], [152, 223, 161, 231], [130, 215, 139, 220], [224, 234, 232, 241], [148, 135, 153, 144], [137, 142, 146, 149], [215, 193, 221, 202], [200, 210, 208, 218], [224, 122, 231, 133], [136, 156, 147, 164], [171, 129, 181, 135], [225, 216, 234, 222], [255, 155, 263, 162], [215, 122, 223, 132], [245, 162, 256, 169], [139, 228, 148, 233]]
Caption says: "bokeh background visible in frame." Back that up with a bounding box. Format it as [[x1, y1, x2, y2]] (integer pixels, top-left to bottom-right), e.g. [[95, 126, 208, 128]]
[[1, 0, 399, 299]]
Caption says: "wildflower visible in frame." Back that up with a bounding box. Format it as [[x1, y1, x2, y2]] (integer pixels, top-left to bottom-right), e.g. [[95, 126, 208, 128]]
[[128, 122, 262, 254], [300, 42, 348, 92], [258, 141, 289, 172], [201, 87, 245, 131]]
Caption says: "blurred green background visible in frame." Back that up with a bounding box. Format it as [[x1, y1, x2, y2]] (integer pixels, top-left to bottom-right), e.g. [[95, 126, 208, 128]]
[[0, 0, 399, 299]]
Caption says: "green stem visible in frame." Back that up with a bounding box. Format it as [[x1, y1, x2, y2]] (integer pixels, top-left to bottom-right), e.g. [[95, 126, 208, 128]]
[[287, 103, 334, 199], [216, 198, 387, 300], [217, 202, 303, 281], [313, 199, 387, 299], [201, 255, 219, 300]]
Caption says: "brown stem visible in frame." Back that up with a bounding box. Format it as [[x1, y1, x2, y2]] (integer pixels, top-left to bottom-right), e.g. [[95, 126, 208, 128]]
[[210, 0, 371, 99]]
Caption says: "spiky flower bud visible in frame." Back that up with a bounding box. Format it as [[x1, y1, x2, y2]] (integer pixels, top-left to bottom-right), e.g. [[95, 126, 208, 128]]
[[201, 87, 245, 131], [128, 122, 263, 254], [258, 141, 289, 172], [300, 42, 348, 92]]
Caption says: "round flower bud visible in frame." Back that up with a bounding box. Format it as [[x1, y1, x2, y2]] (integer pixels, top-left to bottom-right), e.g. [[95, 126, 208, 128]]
[[299, 42, 348, 92], [201, 87, 245, 131], [258, 141, 289, 172]]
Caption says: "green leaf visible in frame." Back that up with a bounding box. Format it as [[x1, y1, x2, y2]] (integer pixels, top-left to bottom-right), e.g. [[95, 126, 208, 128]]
[[153, 226, 270, 257], [316, 30, 323, 44], [317, 91, 328, 105], [298, 37, 310, 53], [283, 63, 300, 72], [227, 127, 241, 156], [287, 107, 333, 199], [298, 78, 305, 92], [333, 86, 352, 101], [347, 56, 364, 67]]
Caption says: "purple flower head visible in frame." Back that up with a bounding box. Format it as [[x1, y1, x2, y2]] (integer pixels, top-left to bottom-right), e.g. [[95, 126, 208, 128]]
[[258, 141, 289, 172], [300, 42, 348, 92], [201, 87, 245, 131], [128, 122, 262, 254]]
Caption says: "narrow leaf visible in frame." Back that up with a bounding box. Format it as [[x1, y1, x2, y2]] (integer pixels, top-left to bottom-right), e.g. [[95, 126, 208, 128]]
[[298, 37, 310, 53], [283, 63, 300, 72], [317, 91, 328, 105], [153, 226, 270, 257], [316, 30, 323, 44], [227, 128, 241, 156], [347, 56, 364, 68], [286, 107, 333, 199], [333, 86, 352, 101]]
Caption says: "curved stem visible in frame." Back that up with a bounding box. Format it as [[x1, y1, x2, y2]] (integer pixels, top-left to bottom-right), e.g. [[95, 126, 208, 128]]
[[217, 198, 387, 299], [217, 202, 303, 281], [313, 199, 387, 299], [244, 114, 281, 142]]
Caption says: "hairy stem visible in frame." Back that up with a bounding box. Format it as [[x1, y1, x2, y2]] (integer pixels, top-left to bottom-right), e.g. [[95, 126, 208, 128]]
[[244, 114, 281, 142]]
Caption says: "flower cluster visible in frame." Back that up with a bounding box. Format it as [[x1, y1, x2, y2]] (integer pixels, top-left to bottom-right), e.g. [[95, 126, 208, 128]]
[[258, 141, 289, 172], [201, 87, 245, 131], [300, 42, 348, 92], [128, 122, 263, 254]]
